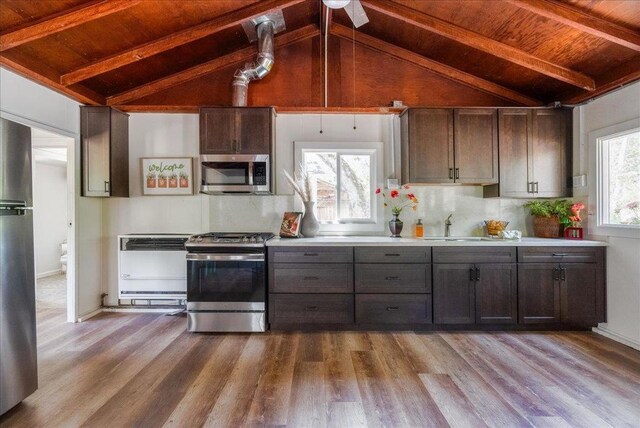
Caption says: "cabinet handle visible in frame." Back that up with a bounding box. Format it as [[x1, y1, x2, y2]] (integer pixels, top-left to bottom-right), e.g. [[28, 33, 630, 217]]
[[385, 253, 400, 257], [449, 168, 454, 180], [455, 168, 460, 180], [470, 268, 476, 281], [386, 276, 400, 281], [303, 276, 319, 280], [534, 182, 539, 194], [552, 268, 560, 280], [386, 306, 400, 311], [552, 253, 569, 257], [233, 139, 239, 153], [104, 181, 110, 193], [305, 305, 319, 311], [527, 182, 533, 193], [560, 267, 566, 281], [304, 253, 318, 257], [475, 267, 480, 281]]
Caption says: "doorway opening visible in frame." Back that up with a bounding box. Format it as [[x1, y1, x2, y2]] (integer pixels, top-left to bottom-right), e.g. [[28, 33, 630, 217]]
[[31, 128, 74, 320]]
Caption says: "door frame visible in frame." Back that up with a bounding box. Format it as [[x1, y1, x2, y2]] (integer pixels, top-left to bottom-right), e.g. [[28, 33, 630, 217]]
[[0, 111, 79, 323]]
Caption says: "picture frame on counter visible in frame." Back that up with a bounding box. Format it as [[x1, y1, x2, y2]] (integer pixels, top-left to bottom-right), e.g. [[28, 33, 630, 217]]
[[141, 157, 194, 196], [280, 212, 303, 238]]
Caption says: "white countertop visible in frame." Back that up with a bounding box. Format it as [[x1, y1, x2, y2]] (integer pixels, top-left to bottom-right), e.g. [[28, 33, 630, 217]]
[[266, 236, 607, 247]]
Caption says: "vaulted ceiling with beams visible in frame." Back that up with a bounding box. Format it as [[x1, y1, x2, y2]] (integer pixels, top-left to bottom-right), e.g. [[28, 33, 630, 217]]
[[1, 0, 639, 112]]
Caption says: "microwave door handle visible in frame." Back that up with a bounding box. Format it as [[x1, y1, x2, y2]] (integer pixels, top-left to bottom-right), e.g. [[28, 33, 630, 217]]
[[248, 162, 254, 186]]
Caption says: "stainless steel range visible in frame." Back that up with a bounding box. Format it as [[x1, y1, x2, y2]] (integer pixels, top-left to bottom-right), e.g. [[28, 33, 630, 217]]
[[185, 232, 273, 332]]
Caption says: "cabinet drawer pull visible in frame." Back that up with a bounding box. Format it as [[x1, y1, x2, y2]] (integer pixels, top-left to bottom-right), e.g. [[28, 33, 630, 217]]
[[303, 276, 319, 280], [104, 181, 110, 193], [386, 306, 400, 311], [560, 267, 566, 281], [552, 253, 569, 257], [470, 268, 476, 281], [304, 305, 319, 311], [449, 168, 454, 180], [385, 276, 400, 280], [385, 253, 400, 257], [455, 168, 460, 180], [527, 182, 533, 193], [552, 268, 560, 280], [475, 267, 480, 281], [304, 253, 319, 257], [534, 181, 539, 194]]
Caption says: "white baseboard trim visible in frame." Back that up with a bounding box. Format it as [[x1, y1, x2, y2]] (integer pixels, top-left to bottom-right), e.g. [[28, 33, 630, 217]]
[[37, 269, 62, 279], [593, 326, 640, 351], [77, 308, 102, 322], [102, 307, 182, 314]]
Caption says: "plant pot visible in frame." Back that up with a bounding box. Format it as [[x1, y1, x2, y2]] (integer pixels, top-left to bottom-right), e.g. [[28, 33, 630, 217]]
[[389, 213, 403, 238], [533, 216, 561, 238], [300, 201, 320, 238]]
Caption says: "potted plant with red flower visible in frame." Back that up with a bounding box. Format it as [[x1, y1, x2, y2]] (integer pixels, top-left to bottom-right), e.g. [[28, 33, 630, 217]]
[[376, 185, 419, 237], [564, 202, 585, 239]]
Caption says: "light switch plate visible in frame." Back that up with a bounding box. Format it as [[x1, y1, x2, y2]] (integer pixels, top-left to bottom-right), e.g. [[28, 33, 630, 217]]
[[572, 175, 587, 188], [386, 179, 400, 189]]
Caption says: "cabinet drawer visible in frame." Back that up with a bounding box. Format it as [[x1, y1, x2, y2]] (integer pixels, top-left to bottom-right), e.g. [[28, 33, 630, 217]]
[[269, 294, 354, 324], [518, 247, 601, 263], [356, 294, 432, 324], [355, 264, 431, 293], [355, 247, 430, 263], [433, 246, 516, 264], [270, 264, 353, 293], [269, 246, 353, 264]]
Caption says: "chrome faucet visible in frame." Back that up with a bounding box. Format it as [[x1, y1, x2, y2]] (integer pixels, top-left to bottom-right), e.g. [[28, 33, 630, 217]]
[[444, 214, 453, 237]]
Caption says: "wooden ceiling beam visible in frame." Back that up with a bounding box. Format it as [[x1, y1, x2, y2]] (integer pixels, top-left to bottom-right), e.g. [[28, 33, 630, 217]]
[[330, 24, 541, 106], [0, 56, 104, 105], [60, 0, 306, 86], [108, 24, 321, 106], [0, 0, 141, 52], [561, 58, 640, 104], [360, 0, 596, 91], [506, 0, 640, 52]]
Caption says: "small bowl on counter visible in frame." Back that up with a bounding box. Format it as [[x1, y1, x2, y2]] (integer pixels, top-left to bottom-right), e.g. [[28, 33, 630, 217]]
[[484, 220, 509, 237]]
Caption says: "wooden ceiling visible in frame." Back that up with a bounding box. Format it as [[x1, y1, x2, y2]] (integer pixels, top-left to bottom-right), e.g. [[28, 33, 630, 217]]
[[1, 0, 639, 112]]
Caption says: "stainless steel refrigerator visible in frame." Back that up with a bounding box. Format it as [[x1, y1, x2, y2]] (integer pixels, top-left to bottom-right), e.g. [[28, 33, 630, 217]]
[[0, 118, 38, 415]]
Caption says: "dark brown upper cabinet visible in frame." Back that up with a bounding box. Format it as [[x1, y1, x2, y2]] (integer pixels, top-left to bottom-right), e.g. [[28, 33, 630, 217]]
[[401, 108, 498, 185], [484, 108, 572, 198], [81, 106, 129, 198], [200, 107, 274, 155]]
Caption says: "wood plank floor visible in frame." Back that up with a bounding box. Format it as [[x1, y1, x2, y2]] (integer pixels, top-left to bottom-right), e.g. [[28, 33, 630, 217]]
[[2, 310, 639, 428]]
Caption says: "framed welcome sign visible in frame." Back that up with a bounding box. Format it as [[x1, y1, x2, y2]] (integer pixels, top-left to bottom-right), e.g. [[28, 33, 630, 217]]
[[141, 157, 194, 195]]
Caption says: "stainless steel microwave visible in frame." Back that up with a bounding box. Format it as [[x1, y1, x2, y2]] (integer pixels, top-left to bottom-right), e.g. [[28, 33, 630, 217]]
[[200, 154, 271, 194]]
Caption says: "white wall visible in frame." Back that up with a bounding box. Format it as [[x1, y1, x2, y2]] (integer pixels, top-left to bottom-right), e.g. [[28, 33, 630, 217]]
[[33, 161, 67, 276], [576, 82, 640, 348], [1, 66, 102, 321]]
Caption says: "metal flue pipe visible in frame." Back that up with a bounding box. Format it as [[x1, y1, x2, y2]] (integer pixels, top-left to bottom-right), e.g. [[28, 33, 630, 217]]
[[232, 20, 275, 106]]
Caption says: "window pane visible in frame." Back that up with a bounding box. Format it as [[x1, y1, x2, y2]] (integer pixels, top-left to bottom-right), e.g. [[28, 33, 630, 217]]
[[606, 130, 640, 225], [339, 154, 371, 219], [303, 152, 337, 222]]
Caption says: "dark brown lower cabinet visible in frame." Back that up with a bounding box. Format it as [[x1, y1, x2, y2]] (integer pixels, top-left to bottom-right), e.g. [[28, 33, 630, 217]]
[[433, 264, 476, 324], [270, 294, 354, 324], [561, 263, 600, 325], [434, 263, 517, 324], [475, 263, 518, 324], [356, 294, 432, 324], [518, 263, 560, 324]]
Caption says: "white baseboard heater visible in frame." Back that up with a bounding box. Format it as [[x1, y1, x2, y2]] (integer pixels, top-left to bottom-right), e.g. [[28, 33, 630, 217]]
[[118, 234, 190, 300]]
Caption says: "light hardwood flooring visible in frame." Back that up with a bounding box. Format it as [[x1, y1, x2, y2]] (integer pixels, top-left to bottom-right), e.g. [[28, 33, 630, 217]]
[[1, 309, 639, 427]]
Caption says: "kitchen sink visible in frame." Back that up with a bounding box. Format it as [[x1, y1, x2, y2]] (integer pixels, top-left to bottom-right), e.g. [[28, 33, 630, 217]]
[[422, 236, 494, 242]]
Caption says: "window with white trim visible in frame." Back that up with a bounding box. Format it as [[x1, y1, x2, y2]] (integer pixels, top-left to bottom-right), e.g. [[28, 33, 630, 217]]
[[597, 127, 640, 227], [294, 142, 384, 233]]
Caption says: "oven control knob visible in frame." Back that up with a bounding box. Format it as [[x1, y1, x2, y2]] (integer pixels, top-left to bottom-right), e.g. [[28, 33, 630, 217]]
[[242, 236, 249, 243], [256, 236, 263, 242], [196, 236, 203, 242], [250, 237, 257, 243]]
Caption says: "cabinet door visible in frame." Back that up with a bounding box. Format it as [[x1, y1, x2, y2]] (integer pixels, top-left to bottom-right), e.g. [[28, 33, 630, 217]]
[[200, 108, 236, 154], [561, 263, 599, 325], [109, 108, 129, 197], [496, 109, 532, 197], [454, 108, 498, 184], [408, 109, 454, 183], [237, 108, 272, 154], [518, 264, 560, 324], [81, 107, 110, 197], [531, 109, 570, 197], [433, 264, 475, 324], [475, 263, 517, 324]]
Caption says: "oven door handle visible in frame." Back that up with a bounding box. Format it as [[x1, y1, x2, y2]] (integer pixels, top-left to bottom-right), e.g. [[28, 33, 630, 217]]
[[186, 253, 265, 262]]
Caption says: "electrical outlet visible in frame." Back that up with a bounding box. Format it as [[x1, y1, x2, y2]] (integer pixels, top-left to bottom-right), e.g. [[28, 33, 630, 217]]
[[572, 175, 587, 188], [386, 178, 400, 189]]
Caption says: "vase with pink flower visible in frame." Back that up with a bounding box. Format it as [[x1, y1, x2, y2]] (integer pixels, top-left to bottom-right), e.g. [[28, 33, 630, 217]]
[[564, 202, 585, 240], [376, 185, 419, 237]]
